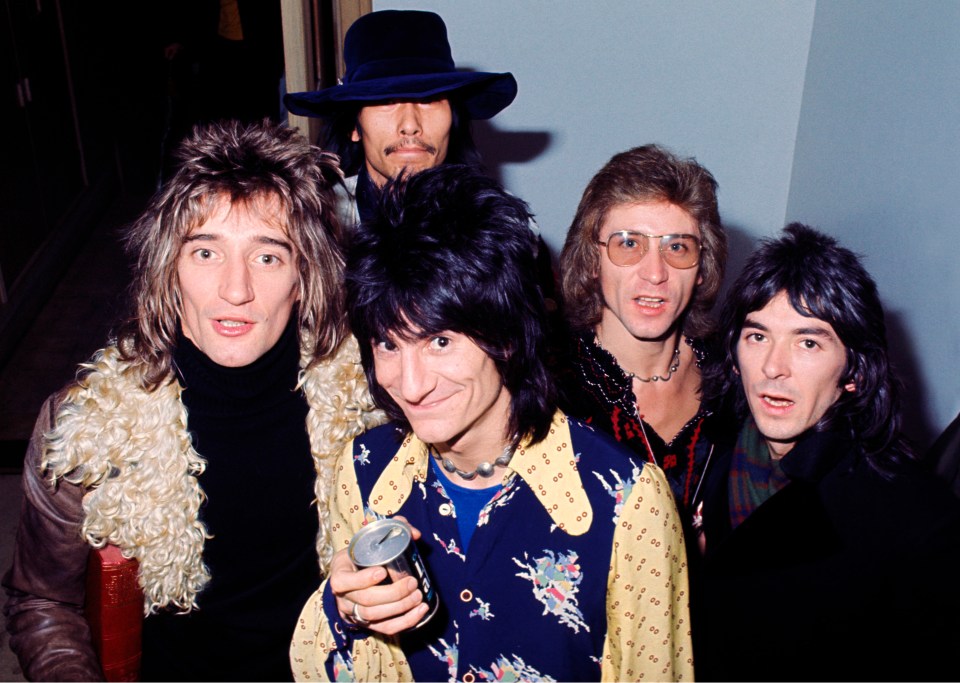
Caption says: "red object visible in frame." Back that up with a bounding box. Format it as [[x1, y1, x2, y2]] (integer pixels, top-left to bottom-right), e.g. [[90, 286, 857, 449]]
[[85, 545, 143, 682]]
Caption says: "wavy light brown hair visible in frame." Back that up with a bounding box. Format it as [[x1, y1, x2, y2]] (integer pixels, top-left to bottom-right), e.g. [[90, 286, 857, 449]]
[[117, 119, 346, 388], [560, 144, 726, 337]]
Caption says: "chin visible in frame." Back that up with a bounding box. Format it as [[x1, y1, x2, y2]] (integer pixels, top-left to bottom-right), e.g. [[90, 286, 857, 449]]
[[210, 348, 261, 368], [754, 423, 802, 445], [404, 420, 451, 444]]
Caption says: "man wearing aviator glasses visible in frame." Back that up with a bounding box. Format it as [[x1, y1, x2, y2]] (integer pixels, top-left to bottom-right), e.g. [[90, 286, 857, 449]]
[[557, 144, 729, 533]]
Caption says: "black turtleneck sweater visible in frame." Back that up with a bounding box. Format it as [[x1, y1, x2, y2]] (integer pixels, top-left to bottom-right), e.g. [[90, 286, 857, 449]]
[[140, 319, 319, 682]]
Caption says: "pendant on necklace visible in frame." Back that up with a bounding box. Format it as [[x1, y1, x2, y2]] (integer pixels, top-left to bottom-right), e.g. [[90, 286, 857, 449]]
[[628, 345, 681, 383]]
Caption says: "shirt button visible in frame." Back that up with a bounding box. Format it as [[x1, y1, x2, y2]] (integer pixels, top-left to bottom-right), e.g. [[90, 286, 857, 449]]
[[439, 503, 453, 516], [460, 589, 473, 602], [463, 674, 476, 683]]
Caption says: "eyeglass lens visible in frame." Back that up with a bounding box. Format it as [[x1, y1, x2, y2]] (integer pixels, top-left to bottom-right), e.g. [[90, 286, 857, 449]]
[[607, 232, 700, 268]]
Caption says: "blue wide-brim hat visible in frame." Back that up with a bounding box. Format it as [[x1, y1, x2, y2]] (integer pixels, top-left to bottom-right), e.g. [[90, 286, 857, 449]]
[[284, 10, 517, 120]]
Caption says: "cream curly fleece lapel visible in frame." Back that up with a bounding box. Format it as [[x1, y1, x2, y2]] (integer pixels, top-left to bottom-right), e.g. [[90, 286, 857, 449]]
[[43, 334, 384, 613]]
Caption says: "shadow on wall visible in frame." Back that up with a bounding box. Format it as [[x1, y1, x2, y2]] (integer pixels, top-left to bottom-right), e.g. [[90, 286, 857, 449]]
[[886, 311, 937, 451], [715, 222, 757, 314], [473, 119, 556, 270], [472, 120, 551, 188]]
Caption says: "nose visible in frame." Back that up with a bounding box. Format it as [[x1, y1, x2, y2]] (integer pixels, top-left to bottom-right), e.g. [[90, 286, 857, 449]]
[[397, 102, 423, 137], [219, 256, 255, 305], [636, 236, 668, 285], [761, 341, 790, 380], [397, 347, 436, 404]]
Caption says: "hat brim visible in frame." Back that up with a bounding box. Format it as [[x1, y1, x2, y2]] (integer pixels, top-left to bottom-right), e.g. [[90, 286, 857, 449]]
[[285, 71, 517, 120]]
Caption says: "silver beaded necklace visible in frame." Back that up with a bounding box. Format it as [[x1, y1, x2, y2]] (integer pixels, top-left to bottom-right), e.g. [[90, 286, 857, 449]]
[[430, 443, 515, 481], [629, 345, 680, 383], [595, 333, 682, 383]]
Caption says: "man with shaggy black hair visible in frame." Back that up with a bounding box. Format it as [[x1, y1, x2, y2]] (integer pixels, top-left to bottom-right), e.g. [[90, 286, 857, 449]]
[[289, 165, 693, 682], [693, 223, 960, 681], [2, 120, 383, 681]]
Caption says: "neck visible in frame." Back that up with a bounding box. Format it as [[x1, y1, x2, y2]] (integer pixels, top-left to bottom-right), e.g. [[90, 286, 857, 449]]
[[430, 389, 514, 489], [595, 321, 684, 379], [765, 439, 794, 461], [174, 317, 301, 405], [362, 161, 388, 190], [355, 165, 384, 223]]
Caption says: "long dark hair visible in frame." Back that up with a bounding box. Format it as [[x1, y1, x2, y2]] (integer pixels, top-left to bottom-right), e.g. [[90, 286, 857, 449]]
[[346, 164, 555, 445], [710, 223, 913, 474]]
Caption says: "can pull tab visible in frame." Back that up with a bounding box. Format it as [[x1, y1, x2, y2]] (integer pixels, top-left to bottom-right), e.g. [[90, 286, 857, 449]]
[[377, 525, 405, 546]]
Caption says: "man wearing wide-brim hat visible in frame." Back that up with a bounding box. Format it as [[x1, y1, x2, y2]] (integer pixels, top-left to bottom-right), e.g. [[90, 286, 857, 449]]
[[285, 9, 518, 226]]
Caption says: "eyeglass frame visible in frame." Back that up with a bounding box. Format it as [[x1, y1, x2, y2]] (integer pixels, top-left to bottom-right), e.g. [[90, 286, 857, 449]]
[[596, 230, 702, 269]]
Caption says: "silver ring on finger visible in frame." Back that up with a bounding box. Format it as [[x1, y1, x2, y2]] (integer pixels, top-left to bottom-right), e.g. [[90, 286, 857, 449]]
[[352, 601, 370, 626]]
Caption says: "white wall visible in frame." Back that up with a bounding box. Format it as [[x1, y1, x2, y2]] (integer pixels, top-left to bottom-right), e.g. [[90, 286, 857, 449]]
[[786, 1, 960, 445], [377, 0, 814, 255], [374, 0, 958, 447]]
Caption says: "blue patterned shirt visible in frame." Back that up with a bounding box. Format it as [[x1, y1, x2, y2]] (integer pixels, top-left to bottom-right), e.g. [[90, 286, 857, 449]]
[[290, 412, 693, 682]]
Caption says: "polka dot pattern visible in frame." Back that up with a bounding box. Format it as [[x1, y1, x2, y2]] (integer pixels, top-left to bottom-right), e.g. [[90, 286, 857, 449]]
[[602, 464, 694, 680]]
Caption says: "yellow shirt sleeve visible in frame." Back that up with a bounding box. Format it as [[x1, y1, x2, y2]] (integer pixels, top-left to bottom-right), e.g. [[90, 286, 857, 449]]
[[601, 463, 695, 681], [290, 439, 414, 681]]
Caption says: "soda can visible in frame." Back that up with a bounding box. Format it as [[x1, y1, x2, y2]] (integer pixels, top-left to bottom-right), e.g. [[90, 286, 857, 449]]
[[348, 518, 439, 629]]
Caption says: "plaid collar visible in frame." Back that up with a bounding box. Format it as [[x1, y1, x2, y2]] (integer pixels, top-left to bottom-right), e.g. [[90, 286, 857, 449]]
[[728, 416, 790, 529]]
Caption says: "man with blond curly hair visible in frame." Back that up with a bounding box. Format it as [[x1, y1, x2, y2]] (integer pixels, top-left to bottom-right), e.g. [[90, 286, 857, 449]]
[[2, 120, 383, 681]]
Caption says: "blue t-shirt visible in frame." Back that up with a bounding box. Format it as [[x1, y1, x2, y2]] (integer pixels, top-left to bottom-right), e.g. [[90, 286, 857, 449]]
[[429, 458, 500, 551]]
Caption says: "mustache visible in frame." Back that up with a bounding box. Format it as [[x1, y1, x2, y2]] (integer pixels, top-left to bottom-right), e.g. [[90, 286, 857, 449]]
[[384, 138, 438, 155]]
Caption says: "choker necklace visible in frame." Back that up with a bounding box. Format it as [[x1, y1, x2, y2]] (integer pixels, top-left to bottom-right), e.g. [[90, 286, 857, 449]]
[[629, 345, 680, 383], [430, 443, 515, 481], [595, 333, 681, 383]]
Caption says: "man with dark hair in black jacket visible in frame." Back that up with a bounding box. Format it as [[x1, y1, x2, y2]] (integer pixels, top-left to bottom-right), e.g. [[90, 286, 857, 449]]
[[694, 223, 960, 681]]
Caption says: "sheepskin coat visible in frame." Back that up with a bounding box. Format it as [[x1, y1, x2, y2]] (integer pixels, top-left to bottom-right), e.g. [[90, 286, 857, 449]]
[[42, 333, 383, 612]]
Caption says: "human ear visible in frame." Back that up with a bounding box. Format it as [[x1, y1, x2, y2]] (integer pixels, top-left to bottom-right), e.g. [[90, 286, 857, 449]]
[[351, 127, 361, 142], [843, 381, 856, 393]]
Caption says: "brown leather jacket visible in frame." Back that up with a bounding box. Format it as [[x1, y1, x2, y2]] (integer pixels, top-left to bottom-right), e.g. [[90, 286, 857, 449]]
[[2, 394, 104, 681]]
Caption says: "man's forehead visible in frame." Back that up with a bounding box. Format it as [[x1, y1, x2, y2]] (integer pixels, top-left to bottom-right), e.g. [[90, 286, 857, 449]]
[[746, 292, 840, 335], [185, 193, 289, 235]]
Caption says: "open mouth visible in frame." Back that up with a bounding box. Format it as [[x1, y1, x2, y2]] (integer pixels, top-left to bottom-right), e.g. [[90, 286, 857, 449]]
[[634, 296, 665, 309], [761, 394, 794, 407], [213, 318, 254, 335]]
